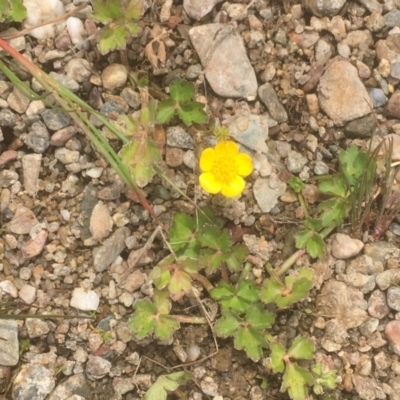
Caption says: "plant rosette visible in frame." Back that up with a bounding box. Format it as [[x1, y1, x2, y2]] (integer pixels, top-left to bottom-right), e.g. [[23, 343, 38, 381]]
[[199, 141, 253, 198]]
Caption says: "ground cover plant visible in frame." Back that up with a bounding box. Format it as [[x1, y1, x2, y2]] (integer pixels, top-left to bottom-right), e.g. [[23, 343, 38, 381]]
[[1, 1, 400, 399]]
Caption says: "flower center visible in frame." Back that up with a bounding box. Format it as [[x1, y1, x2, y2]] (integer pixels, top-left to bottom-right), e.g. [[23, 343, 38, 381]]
[[211, 156, 238, 185]]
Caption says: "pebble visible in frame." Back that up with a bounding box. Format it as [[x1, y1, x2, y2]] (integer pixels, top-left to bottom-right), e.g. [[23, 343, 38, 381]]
[[48, 71, 79, 92], [186, 63, 202, 80], [317, 57, 373, 126], [359, 318, 379, 336], [253, 176, 286, 213], [47, 373, 91, 400], [19, 284, 36, 304], [359, 0, 383, 14], [166, 147, 184, 167], [90, 203, 113, 241], [183, 0, 222, 20], [343, 30, 374, 48], [364, 241, 399, 263], [0, 170, 19, 188], [24, 121, 50, 153], [86, 355, 112, 379], [65, 58, 91, 82], [25, 318, 50, 338], [368, 290, 390, 319], [314, 160, 329, 175], [26, 100, 45, 117], [101, 64, 128, 90], [66, 17, 87, 47], [166, 126, 194, 149], [258, 83, 288, 123], [0, 149, 17, 167], [189, 24, 257, 100], [305, 0, 346, 17], [384, 9, 400, 27], [70, 288, 100, 311], [315, 39, 332, 63], [200, 377, 219, 396], [12, 364, 55, 400], [41, 109, 71, 131], [122, 270, 146, 292], [386, 91, 400, 118], [50, 126, 77, 146], [0, 280, 18, 297], [387, 286, 400, 311], [0, 108, 17, 126], [368, 88, 387, 108], [365, 12, 386, 32], [286, 151, 308, 173], [330, 233, 364, 259], [21, 230, 48, 259], [252, 153, 272, 177], [22, 153, 42, 196], [54, 148, 80, 164], [120, 87, 141, 109], [343, 114, 378, 138], [8, 206, 38, 235], [93, 227, 130, 272], [7, 87, 30, 114], [183, 150, 196, 169], [0, 320, 19, 366], [352, 375, 377, 400], [385, 321, 400, 356], [86, 167, 103, 178], [228, 114, 269, 153], [376, 269, 400, 291]]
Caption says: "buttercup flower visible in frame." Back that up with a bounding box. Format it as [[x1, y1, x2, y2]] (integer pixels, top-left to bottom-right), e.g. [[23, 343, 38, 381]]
[[199, 141, 253, 198]]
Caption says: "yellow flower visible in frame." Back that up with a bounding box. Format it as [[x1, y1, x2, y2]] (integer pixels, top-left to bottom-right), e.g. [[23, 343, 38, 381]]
[[199, 141, 253, 198]]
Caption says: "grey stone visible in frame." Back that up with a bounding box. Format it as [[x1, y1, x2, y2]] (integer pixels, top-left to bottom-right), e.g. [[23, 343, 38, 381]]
[[49, 72, 79, 92], [189, 24, 257, 100], [8, 87, 30, 114], [93, 227, 130, 272], [25, 318, 50, 338], [86, 355, 112, 379], [99, 101, 126, 118], [258, 83, 288, 123], [314, 160, 329, 175], [41, 109, 71, 131], [228, 114, 269, 153], [286, 151, 307, 173], [12, 364, 55, 400], [344, 114, 378, 138], [368, 88, 387, 108], [359, 318, 379, 336], [0, 319, 18, 366], [54, 148, 80, 164], [65, 58, 91, 82], [0, 170, 19, 187], [24, 121, 50, 153], [359, 0, 383, 13], [120, 87, 141, 109], [0, 108, 17, 126], [253, 176, 286, 213], [166, 126, 194, 149], [183, 0, 223, 20], [387, 286, 400, 311], [304, 0, 346, 17], [368, 289, 390, 318], [48, 374, 91, 400], [186, 63, 202, 80], [384, 9, 400, 27]]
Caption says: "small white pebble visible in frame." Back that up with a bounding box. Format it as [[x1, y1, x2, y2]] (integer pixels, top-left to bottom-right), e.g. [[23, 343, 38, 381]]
[[60, 209, 70, 221]]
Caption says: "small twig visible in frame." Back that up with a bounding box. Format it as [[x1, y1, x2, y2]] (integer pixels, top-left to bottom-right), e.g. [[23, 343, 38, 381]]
[[171, 315, 207, 324], [274, 249, 306, 277]]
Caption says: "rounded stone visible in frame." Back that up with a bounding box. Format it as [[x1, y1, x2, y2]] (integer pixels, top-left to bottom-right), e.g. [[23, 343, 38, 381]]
[[101, 64, 128, 90]]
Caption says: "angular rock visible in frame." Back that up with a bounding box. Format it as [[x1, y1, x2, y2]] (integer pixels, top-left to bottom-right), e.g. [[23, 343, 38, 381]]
[[317, 57, 373, 125], [183, 0, 222, 20], [25, 318, 50, 338], [8, 87, 30, 114], [368, 289, 390, 319], [228, 114, 269, 153], [364, 241, 399, 263], [93, 227, 130, 272], [344, 114, 378, 138], [352, 375, 377, 400], [12, 364, 55, 400], [0, 319, 18, 366], [41, 109, 71, 131], [253, 175, 286, 213], [22, 153, 42, 196], [305, 0, 346, 17], [189, 24, 257, 100], [65, 58, 91, 82], [258, 83, 288, 123], [86, 355, 111, 379], [376, 269, 400, 291], [9, 206, 38, 235], [50, 126, 77, 146], [384, 9, 400, 27], [24, 121, 50, 153], [387, 90, 400, 118], [385, 320, 400, 356], [368, 88, 387, 108], [70, 288, 100, 311], [0, 149, 17, 167], [21, 230, 48, 259], [166, 126, 194, 149], [316, 280, 368, 330], [387, 286, 400, 311], [47, 373, 91, 400]]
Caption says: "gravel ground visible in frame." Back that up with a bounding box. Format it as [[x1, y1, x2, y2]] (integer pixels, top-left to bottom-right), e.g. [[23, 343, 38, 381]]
[[2, 0, 400, 399]]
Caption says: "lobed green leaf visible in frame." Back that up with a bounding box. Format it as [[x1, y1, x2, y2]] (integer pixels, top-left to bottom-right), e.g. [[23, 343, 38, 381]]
[[170, 79, 194, 103], [178, 102, 208, 125], [281, 363, 313, 400], [156, 99, 177, 124]]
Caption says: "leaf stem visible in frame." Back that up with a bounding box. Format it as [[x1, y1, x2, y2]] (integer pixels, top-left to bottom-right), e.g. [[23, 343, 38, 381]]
[[171, 315, 207, 324]]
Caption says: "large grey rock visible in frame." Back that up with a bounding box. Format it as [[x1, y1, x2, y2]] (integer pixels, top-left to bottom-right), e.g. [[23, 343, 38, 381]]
[[258, 83, 288, 123], [0, 320, 18, 366], [189, 24, 257, 100], [318, 57, 373, 126], [253, 175, 286, 212]]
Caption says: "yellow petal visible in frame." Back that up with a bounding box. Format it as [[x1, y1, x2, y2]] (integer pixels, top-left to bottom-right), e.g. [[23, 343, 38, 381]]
[[221, 175, 246, 198], [199, 172, 222, 194], [199, 148, 216, 172], [215, 141, 239, 156], [235, 153, 253, 177]]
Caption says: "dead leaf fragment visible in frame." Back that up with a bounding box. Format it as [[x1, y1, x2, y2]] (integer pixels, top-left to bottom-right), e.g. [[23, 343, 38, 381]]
[[145, 25, 168, 69], [90, 203, 113, 241]]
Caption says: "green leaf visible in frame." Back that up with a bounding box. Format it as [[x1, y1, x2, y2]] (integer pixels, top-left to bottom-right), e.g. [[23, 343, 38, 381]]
[[245, 303, 275, 331], [224, 244, 249, 272], [154, 289, 171, 315], [215, 310, 241, 337], [91, 0, 122, 23], [119, 137, 161, 188], [128, 300, 157, 339], [304, 218, 323, 232], [198, 226, 231, 251], [156, 99, 177, 123], [288, 177, 305, 194], [319, 176, 347, 197], [259, 278, 283, 305], [170, 79, 194, 103], [318, 198, 346, 228], [199, 248, 225, 272], [154, 314, 180, 340], [211, 280, 259, 313], [0, 0, 26, 22], [295, 229, 313, 250], [270, 342, 286, 373], [312, 362, 336, 394], [306, 232, 324, 258], [124, 0, 141, 20], [339, 145, 369, 187], [168, 268, 192, 301], [178, 102, 208, 125], [142, 371, 192, 400], [234, 325, 267, 362], [281, 363, 313, 400], [169, 213, 200, 258], [287, 336, 314, 360], [149, 265, 171, 290]]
